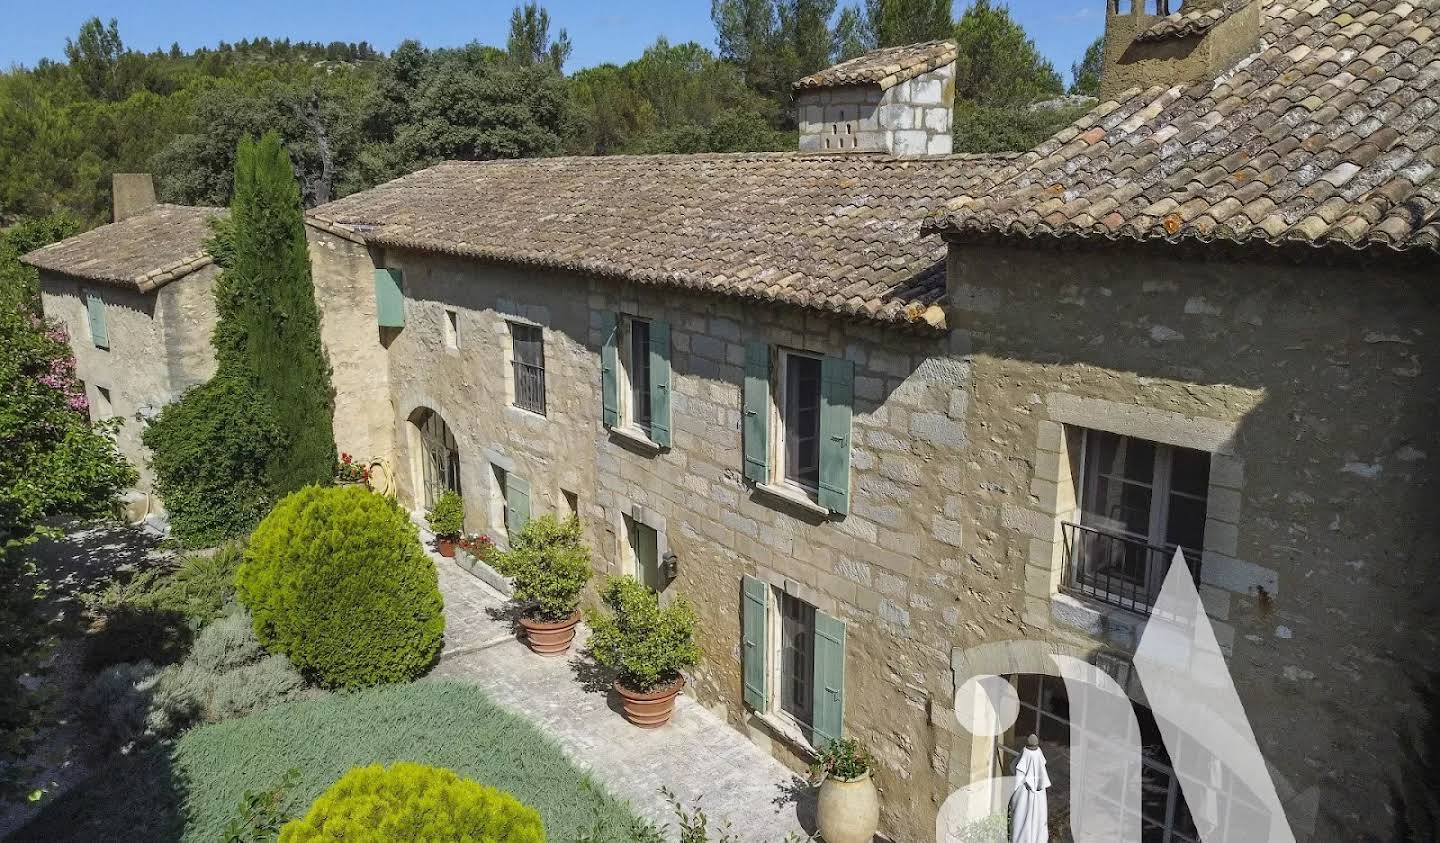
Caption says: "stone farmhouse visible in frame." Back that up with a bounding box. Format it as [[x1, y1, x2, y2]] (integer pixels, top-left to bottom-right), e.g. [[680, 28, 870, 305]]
[[21, 174, 223, 518], [27, 1, 1440, 839]]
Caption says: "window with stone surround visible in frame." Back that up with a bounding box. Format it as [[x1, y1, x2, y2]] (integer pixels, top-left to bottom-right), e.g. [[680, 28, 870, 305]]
[[779, 350, 823, 494], [622, 514, 664, 592], [741, 576, 845, 749], [743, 345, 853, 516], [599, 313, 671, 448], [444, 308, 459, 349], [508, 322, 546, 416], [93, 385, 114, 422], [1065, 429, 1209, 614]]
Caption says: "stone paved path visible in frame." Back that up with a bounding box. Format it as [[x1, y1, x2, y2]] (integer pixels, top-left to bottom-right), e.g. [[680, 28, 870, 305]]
[[427, 547, 815, 842]]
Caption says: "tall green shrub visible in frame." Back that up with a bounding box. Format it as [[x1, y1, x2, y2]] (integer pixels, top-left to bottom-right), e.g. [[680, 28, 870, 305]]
[[236, 486, 444, 688], [279, 762, 545, 843], [143, 376, 284, 547], [211, 131, 335, 495]]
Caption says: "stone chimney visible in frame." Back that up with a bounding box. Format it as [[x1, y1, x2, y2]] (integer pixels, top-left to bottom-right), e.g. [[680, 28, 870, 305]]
[[1100, 0, 1262, 101], [793, 40, 957, 157], [112, 173, 157, 223]]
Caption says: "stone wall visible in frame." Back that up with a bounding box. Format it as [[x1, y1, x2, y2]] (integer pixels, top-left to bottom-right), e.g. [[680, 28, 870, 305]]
[[940, 241, 1440, 839], [307, 222, 1440, 840], [307, 227, 981, 840], [39, 267, 219, 507], [306, 228, 395, 478], [797, 61, 955, 156]]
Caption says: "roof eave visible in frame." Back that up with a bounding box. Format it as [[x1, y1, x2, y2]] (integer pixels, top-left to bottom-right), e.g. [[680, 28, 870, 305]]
[[304, 215, 949, 333]]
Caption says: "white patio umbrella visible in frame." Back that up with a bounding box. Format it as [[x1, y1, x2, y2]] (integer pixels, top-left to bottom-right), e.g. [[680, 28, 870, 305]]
[[1010, 734, 1051, 843]]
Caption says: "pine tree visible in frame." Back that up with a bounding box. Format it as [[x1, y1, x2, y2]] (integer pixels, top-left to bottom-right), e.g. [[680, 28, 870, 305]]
[[864, 0, 952, 48], [211, 132, 335, 494], [1070, 36, 1104, 97]]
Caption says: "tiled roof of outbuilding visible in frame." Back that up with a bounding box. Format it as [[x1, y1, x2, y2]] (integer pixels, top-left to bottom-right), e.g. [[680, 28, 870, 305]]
[[925, 0, 1440, 256], [21, 204, 226, 292], [308, 152, 1015, 329], [793, 40, 958, 91]]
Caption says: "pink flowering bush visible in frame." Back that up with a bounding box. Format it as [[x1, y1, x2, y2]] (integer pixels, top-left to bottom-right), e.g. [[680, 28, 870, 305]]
[[0, 302, 135, 547]]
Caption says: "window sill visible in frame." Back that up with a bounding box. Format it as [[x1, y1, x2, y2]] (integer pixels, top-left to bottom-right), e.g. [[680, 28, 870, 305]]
[[608, 423, 662, 453], [753, 710, 819, 760], [755, 481, 830, 518], [505, 404, 548, 422]]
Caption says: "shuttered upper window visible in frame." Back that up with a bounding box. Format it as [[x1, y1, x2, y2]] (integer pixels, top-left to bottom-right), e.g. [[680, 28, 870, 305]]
[[743, 344, 853, 516], [600, 313, 672, 448], [781, 352, 823, 493], [85, 291, 109, 349]]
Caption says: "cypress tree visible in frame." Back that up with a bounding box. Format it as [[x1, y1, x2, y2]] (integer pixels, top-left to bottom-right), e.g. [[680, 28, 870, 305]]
[[212, 131, 335, 493]]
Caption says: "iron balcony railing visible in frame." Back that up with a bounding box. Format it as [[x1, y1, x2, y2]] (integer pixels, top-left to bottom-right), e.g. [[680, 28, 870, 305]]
[[512, 361, 546, 416], [1061, 522, 1201, 616]]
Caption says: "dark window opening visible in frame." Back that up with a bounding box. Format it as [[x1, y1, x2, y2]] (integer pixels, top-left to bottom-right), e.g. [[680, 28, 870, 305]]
[[628, 318, 652, 432], [780, 592, 816, 727], [783, 353, 822, 492], [510, 323, 546, 416]]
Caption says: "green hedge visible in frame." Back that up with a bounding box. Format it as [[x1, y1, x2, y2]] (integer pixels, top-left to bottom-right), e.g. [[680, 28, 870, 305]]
[[236, 486, 443, 688], [280, 762, 544, 842], [143, 374, 285, 547]]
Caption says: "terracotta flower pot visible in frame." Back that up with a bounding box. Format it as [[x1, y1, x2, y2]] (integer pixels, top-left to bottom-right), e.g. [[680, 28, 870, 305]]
[[519, 611, 581, 656], [816, 769, 880, 843], [614, 675, 684, 729], [436, 536, 457, 558]]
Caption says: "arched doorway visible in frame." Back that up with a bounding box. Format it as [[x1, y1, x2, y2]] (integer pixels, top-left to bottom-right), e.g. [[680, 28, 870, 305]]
[[993, 673, 1267, 843], [408, 407, 460, 510]]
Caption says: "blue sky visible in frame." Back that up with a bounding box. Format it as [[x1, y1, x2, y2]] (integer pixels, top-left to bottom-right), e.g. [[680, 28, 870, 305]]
[[2, 1, 1106, 84]]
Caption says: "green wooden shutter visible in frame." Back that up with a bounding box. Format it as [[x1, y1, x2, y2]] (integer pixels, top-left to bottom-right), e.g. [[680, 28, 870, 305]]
[[818, 356, 854, 515], [506, 475, 531, 536], [648, 319, 672, 446], [741, 575, 769, 711], [742, 344, 771, 484], [85, 292, 108, 349], [811, 610, 846, 749], [374, 268, 405, 328], [600, 312, 619, 428]]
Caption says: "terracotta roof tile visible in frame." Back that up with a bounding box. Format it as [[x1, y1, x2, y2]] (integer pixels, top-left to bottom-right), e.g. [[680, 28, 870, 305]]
[[792, 40, 956, 91], [925, 0, 1440, 256], [20, 205, 225, 292], [309, 152, 1016, 330]]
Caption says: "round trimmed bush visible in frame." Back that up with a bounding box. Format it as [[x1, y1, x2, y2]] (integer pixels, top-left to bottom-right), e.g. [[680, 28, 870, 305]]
[[236, 486, 444, 688], [279, 762, 545, 843]]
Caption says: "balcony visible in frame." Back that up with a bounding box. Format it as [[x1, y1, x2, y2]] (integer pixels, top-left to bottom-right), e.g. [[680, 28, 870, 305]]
[[511, 360, 546, 416], [1060, 522, 1201, 616]]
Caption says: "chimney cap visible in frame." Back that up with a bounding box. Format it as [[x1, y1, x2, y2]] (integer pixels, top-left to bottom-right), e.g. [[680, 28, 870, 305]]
[[793, 39, 957, 92], [1133, 0, 1247, 43]]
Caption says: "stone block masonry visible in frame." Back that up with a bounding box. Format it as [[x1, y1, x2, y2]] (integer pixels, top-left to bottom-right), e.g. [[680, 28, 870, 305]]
[[796, 60, 955, 156]]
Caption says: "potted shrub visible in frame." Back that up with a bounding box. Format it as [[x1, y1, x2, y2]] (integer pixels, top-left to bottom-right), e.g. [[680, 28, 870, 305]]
[[490, 515, 592, 655], [334, 452, 370, 487], [425, 490, 464, 557], [585, 576, 700, 728], [811, 737, 880, 843]]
